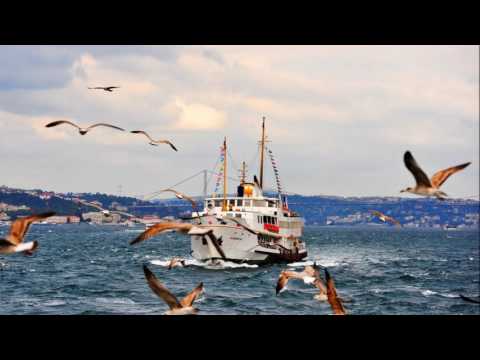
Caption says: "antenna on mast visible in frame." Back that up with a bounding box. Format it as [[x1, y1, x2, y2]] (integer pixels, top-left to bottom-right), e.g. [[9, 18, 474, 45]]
[[239, 161, 248, 184], [222, 137, 227, 211], [259, 117, 266, 189]]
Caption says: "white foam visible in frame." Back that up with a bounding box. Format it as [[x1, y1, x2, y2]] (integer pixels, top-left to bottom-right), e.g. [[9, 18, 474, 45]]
[[469, 257, 474, 261], [150, 258, 258, 269], [44, 300, 67, 307], [287, 259, 339, 268], [288, 261, 314, 267], [439, 293, 459, 298], [95, 297, 136, 305], [150, 260, 171, 267], [200, 259, 258, 269], [421, 290, 438, 296]]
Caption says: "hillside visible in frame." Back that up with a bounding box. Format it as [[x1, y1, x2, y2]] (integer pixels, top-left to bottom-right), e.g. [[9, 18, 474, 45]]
[[1, 186, 478, 228]]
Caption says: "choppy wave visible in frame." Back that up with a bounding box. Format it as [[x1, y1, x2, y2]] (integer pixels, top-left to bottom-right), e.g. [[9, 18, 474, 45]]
[[1, 225, 478, 315]]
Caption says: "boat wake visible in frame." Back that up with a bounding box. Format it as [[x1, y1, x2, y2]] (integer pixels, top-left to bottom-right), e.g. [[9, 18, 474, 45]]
[[287, 259, 340, 268], [150, 258, 258, 269]]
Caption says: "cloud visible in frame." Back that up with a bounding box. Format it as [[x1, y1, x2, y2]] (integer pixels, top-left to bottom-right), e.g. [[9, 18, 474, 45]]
[[0, 45, 477, 198], [172, 99, 226, 131]]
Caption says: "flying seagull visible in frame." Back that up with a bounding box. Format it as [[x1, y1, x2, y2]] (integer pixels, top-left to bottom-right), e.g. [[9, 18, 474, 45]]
[[325, 267, 346, 315], [72, 198, 135, 219], [131, 131, 178, 151], [143, 265, 203, 315], [45, 120, 125, 135], [0, 212, 55, 255], [401, 151, 471, 200], [167, 257, 187, 270], [276, 264, 327, 301], [370, 210, 401, 227], [161, 189, 197, 213], [88, 86, 120, 92], [130, 222, 226, 259], [130, 222, 197, 245]]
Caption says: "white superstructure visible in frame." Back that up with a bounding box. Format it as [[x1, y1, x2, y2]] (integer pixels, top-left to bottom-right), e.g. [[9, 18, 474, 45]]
[[189, 118, 307, 264]]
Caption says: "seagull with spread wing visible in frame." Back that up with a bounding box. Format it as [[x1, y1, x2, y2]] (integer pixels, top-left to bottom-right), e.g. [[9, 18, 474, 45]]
[[401, 151, 470, 200], [45, 120, 125, 135], [131, 130, 178, 151], [276, 263, 327, 300], [370, 210, 401, 227], [161, 189, 197, 213], [0, 212, 55, 255], [143, 265, 203, 315], [88, 86, 120, 92], [130, 222, 226, 259]]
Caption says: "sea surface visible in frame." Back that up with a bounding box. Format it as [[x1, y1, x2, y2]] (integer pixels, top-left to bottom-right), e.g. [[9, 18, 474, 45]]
[[1, 224, 479, 315]]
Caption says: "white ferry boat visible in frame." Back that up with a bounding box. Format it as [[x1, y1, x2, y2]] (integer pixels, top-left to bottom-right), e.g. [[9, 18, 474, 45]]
[[190, 118, 307, 264]]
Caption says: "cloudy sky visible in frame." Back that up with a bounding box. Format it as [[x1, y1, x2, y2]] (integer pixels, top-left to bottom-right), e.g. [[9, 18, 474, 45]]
[[0, 45, 478, 199]]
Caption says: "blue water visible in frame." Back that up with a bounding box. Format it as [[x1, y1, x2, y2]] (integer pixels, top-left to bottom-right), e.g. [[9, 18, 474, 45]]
[[0, 224, 479, 315]]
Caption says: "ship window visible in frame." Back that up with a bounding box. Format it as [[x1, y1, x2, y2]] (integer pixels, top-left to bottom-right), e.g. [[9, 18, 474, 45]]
[[263, 215, 268, 224], [244, 200, 252, 207], [214, 200, 222, 207], [229, 199, 235, 206], [202, 237, 207, 245], [235, 213, 242, 218], [237, 199, 243, 206], [253, 200, 267, 207]]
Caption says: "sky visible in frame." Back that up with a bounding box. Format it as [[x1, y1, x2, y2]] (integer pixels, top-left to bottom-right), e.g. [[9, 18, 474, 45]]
[[0, 45, 478, 200]]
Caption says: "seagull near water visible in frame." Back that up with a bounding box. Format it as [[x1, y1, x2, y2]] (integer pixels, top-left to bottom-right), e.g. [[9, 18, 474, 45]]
[[401, 151, 471, 200], [0, 212, 55, 255], [276, 264, 328, 301], [45, 120, 125, 136], [370, 210, 401, 227], [143, 265, 203, 315], [167, 257, 187, 270], [131, 130, 178, 151], [88, 86, 120, 92]]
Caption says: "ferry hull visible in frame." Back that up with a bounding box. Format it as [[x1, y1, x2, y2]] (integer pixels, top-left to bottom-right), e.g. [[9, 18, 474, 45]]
[[190, 223, 307, 265]]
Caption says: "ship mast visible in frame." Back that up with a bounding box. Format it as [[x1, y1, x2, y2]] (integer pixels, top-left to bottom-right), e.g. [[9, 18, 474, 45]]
[[259, 117, 266, 189], [222, 137, 227, 211]]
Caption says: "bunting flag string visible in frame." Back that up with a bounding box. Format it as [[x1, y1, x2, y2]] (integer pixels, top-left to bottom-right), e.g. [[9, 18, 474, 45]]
[[266, 145, 283, 197], [213, 144, 226, 196], [266, 145, 288, 209]]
